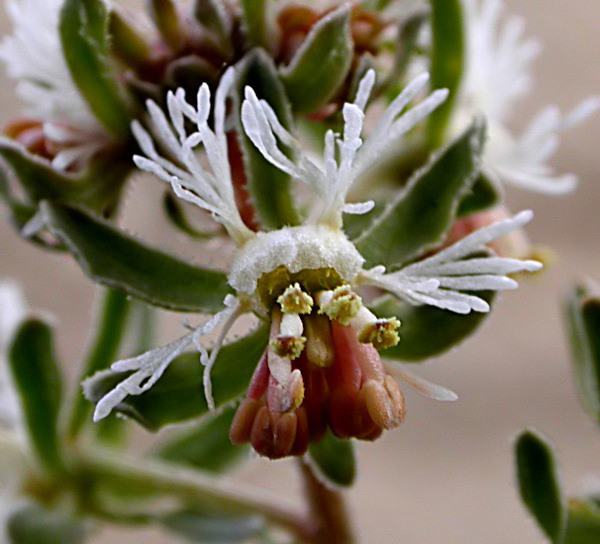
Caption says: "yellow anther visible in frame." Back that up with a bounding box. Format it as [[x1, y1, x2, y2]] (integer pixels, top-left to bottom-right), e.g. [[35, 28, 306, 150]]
[[317, 285, 362, 326], [277, 283, 314, 315], [271, 335, 307, 360], [358, 317, 401, 350]]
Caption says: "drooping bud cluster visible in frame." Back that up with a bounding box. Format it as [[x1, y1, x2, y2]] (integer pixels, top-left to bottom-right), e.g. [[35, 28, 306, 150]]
[[230, 277, 403, 459]]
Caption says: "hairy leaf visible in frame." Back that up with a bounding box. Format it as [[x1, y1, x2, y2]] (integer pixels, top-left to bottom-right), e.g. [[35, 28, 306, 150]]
[[42, 202, 232, 313], [355, 120, 485, 269], [280, 6, 353, 113]]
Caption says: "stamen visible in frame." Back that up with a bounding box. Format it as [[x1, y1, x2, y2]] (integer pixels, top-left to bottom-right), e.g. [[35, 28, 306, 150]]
[[277, 283, 314, 315], [358, 318, 401, 350], [316, 285, 362, 325]]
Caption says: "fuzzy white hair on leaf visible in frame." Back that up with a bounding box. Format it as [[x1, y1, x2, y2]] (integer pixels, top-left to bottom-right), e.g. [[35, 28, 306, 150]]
[[361, 210, 542, 314], [84, 295, 242, 421], [132, 68, 253, 245], [241, 69, 448, 229], [384, 363, 459, 402]]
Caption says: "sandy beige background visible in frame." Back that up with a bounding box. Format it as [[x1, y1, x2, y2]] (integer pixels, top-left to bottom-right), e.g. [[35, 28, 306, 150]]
[[1, 1, 600, 542]]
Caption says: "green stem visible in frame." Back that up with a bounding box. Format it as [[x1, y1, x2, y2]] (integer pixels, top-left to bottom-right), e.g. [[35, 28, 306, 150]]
[[74, 448, 314, 542], [427, 0, 465, 147], [67, 287, 131, 440], [299, 461, 355, 544]]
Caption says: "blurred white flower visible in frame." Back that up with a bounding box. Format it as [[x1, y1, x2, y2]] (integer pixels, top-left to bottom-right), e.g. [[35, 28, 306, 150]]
[[0, 0, 108, 170], [457, 0, 600, 194]]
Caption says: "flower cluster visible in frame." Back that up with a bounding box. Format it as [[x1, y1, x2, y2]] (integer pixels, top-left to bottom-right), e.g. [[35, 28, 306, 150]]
[[85, 67, 541, 458]]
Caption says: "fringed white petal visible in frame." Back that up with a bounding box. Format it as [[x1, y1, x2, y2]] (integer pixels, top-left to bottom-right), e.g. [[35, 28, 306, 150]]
[[85, 296, 242, 421], [385, 363, 458, 402], [241, 69, 447, 229], [360, 210, 542, 314], [132, 68, 253, 245]]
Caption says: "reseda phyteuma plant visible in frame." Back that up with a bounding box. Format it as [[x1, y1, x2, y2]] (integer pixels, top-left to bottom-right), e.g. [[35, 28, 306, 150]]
[[0, 0, 597, 542]]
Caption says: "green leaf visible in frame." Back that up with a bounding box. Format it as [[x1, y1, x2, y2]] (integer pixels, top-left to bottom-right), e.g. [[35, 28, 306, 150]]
[[239, 0, 268, 49], [156, 406, 247, 472], [565, 284, 600, 423], [41, 201, 232, 313], [308, 431, 356, 487], [355, 119, 485, 269], [8, 319, 64, 473], [280, 5, 353, 113], [84, 325, 269, 430], [457, 173, 501, 217], [233, 50, 299, 229], [68, 288, 132, 440], [0, 139, 131, 215], [565, 500, 600, 544], [194, 0, 231, 43], [427, 0, 465, 146], [371, 292, 494, 361], [108, 9, 152, 69], [7, 504, 88, 544], [162, 509, 263, 543], [60, 0, 132, 138], [515, 430, 566, 544], [147, 0, 184, 51]]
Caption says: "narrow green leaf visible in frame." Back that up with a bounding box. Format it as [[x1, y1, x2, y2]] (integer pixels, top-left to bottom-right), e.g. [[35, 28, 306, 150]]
[[0, 139, 131, 215], [515, 430, 566, 544], [7, 504, 88, 544], [68, 288, 131, 439], [371, 292, 494, 361], [233, 50, 300, 229], [84, 325, 269, 430], [280, 6, 353, 113], [194, 0, 231, 43], [156, 406, 247, 472], [109, 9, 152, 69], [565, 500, 600, 544], [41, 201, 232, 313], [161, 509, 263, 543], [427, 0, 465, 146], [0, 139, 84, 202], [147, 0, 184, 51], [239, 0, 268, 49], [308, 431, 356, 487], [457, 173, 501, 217], [60, 0, 132, 138], [355, 119, 485, 269], [8, 319, 64, 473], [565, 285, 600, 423]]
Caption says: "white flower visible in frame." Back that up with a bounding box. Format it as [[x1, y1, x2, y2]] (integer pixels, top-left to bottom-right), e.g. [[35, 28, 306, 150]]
[[458, 0, 600, 194], [87, 68, 541, 434], [0, 0, 108, 170]]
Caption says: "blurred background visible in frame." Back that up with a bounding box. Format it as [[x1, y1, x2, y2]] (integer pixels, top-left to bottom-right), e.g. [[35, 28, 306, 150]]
[[1, 1, 599, 542]]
